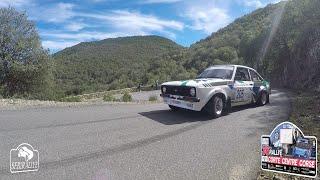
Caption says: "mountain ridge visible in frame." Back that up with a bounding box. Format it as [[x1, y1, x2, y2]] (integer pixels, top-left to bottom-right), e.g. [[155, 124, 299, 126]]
[[54, 0, 320, 95], [53, 35, 190, 95]]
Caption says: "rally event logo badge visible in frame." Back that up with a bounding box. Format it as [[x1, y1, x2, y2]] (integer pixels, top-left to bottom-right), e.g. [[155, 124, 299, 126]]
[[10, 143, 39, 173], [261, 122, 317, 178]]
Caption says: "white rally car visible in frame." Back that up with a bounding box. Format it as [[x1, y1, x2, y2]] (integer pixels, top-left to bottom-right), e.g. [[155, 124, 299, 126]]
[[160, 65, 271, 118]]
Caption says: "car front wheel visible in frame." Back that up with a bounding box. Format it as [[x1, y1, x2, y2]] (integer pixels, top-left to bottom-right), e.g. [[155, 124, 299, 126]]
[[207, 96, 223, 118]]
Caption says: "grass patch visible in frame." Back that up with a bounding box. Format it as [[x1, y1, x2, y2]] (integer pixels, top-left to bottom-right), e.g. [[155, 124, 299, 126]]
[[290, 94, 320, 131], [148, 95, 158, 101], [122, 92, 132, 102], [59, 96, 82, 102], [103, 94, 116, 102], [290, 92, 320, 179]]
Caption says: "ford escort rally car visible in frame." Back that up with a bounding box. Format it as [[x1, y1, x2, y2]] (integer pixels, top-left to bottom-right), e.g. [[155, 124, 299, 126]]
[[160, 65, 271, 118]]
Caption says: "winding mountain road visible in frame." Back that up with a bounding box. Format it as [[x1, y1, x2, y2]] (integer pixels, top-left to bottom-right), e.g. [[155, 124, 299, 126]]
[[0, 90, 291, 180]]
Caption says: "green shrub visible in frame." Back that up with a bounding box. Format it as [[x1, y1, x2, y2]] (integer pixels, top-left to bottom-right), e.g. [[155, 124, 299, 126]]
[[0, 86, 4, 98], [148, 95, 158, 101], [122, 92, 132, 102], [0, 8, 57, 100], [113, 98, 121, 102], [59, 96, 82, 102], [103, 94, 115, 102]]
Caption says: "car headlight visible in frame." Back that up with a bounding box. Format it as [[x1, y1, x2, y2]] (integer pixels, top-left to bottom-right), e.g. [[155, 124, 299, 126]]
[[190, 88, 196, 97], [162, 86, 166, 94]]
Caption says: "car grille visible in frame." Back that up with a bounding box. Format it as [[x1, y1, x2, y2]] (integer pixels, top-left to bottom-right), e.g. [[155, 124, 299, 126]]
[[163, 86, 192, 97]]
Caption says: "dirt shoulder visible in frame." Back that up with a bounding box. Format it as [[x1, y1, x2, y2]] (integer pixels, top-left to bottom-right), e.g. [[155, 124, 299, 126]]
[[0, 98, 133, 111], [0, 90, 162, 111]]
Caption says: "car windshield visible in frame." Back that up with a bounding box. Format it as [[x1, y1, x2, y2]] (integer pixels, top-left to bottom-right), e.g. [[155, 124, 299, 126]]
[[197, 67, 234, 79]]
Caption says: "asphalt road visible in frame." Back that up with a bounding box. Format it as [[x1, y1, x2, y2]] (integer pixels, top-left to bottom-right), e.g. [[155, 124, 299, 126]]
[[0, 89, 291, 180]]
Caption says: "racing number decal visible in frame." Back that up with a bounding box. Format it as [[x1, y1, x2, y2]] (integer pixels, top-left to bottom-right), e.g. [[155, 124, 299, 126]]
[[236, 88, 245, 100]]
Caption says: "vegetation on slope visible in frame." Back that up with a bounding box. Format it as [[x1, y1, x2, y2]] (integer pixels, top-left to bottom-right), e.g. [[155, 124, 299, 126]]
[[0, 7, 56, 100], [54, 0, 320, 96], [186, 0, 320, 89], [53, 36, 194, 96], [1, 0, 319, 99]]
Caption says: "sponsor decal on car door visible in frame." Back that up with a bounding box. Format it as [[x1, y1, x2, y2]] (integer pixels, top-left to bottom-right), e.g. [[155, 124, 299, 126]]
[[233, 67, 253, 103], [234, 80, 252, 102]]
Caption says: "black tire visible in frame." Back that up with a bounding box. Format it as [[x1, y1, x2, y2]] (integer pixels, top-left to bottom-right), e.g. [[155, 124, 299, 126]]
[[168, 105, 179, 111], [250, 95, 256, 107], [257, 91, 268, 106], [223, 98, 231, 115], [206, 96, 224, 118]]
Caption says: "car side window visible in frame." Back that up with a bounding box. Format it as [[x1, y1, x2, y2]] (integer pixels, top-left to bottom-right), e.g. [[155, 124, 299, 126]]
[[249, 70, 262, 81], [235, 67, 251, 81]]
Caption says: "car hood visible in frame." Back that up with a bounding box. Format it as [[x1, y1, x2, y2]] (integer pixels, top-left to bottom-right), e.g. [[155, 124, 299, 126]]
[[161, 78, 233, 88]]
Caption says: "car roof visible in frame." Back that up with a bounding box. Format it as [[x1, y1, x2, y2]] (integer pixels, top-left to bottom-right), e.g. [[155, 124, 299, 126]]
[[207, 64, 254, 69]]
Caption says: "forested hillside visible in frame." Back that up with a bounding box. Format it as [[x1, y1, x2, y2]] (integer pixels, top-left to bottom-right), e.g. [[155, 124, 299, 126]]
[[53, 36, 194, 95], [54, 0, 320, 96], [1, 0, 319, 100], [186, 0, 320, 89]]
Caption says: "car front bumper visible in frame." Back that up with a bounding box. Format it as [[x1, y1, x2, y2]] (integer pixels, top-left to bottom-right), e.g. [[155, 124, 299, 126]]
[[160, 94, 201, 111]]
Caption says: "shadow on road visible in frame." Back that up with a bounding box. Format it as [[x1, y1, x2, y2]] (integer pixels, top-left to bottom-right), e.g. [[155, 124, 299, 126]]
[[244, 90, 291, 137], [139, 104, 258, 125], [139, 109, 213, 125], [140, 89, 289, 125]]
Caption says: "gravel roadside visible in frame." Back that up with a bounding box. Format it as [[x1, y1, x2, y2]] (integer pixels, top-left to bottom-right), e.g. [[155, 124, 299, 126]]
[[0, 90, 162, 111]]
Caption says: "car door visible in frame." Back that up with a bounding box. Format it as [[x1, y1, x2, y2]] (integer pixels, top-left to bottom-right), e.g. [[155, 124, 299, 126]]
[[233, 67, 253, 104], [249, 69, 263, 99]]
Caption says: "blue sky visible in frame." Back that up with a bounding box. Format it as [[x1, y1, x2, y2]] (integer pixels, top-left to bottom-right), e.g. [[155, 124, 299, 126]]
[[0, 0, 282, 52]]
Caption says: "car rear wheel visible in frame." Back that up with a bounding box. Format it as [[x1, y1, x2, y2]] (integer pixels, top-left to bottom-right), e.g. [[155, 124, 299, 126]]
[[257, 91, 268, 106], [207, 96, 223, 118]]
